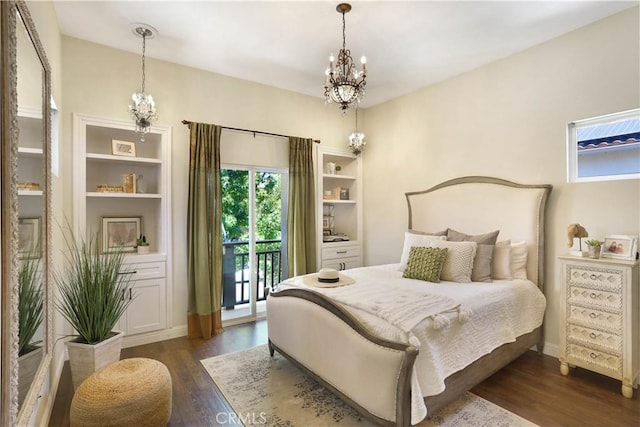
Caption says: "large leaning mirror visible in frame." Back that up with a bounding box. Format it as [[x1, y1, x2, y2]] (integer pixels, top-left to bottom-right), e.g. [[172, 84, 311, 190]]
[[1, 0, 52, 424]]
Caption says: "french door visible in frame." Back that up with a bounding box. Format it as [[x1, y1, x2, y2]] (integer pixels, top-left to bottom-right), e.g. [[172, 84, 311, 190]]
[[220, 166, 287, 323]]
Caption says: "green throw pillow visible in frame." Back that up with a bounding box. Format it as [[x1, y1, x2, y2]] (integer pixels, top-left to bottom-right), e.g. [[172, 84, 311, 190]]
[[403, 247, 448, 283]]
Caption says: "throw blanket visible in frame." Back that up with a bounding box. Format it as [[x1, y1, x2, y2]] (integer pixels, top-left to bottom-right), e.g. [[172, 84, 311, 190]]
[[281, 273, 472, 348]]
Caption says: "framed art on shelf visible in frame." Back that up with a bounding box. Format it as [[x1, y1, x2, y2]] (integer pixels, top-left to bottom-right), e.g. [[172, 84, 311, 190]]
[[18, 217, 40, 259], [101, 216, 141, 253], [601, 235, 638, 260], [111, 139, 136, 157]]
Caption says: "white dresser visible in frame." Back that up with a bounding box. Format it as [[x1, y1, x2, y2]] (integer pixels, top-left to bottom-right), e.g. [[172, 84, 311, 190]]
[[558, 255, 639, 398]]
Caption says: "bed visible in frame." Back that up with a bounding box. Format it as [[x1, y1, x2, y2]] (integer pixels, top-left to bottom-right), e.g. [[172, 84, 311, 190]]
[[266, 176, 552, 426]]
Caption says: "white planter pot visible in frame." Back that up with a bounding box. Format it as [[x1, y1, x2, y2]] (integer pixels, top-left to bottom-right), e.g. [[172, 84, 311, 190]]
[[137, 245, 150, 254], [66, 330, 124, 391]]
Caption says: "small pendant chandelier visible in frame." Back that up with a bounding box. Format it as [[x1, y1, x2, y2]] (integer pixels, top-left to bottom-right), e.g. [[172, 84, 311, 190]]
[[129, 24, 158, 142], [348, 107, 366, 155], [324, 3, 367, 115]]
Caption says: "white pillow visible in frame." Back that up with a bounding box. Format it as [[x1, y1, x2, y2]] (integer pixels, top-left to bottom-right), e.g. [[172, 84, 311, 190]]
[[492, 240, 512, 280], [428, 240, 478, 283], [510, 241, 528, 280], [399, 232, 447, 271]]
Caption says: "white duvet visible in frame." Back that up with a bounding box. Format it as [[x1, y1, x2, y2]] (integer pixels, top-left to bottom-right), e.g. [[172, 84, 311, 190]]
[[278, 264, 546, 423]]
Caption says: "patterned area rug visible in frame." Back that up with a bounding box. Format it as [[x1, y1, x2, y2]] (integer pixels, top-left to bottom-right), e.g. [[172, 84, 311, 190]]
[[201, 344, 538, 427]]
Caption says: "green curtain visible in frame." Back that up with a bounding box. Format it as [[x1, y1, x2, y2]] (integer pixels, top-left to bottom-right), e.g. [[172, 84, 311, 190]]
[[187, 122, 223, 339], [287, 137, 317, 276]]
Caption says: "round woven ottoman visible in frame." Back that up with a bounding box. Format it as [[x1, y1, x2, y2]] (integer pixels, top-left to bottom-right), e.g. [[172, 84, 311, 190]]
[[70, 358, 172, 426]]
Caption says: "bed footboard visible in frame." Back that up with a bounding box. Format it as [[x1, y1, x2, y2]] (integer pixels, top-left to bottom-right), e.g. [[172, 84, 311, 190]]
[[267, 289, 418, 427]]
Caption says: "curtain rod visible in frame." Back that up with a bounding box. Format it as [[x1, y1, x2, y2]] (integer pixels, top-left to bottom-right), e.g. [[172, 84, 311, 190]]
[[181, 120, 320, 144]]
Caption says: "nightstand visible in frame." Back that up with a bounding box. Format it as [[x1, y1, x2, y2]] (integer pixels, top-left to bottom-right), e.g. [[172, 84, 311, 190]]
[[558, 255, 639, 398]]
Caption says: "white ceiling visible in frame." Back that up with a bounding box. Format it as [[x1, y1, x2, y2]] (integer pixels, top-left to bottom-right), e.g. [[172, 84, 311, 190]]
[[53, 1, 636, 108]]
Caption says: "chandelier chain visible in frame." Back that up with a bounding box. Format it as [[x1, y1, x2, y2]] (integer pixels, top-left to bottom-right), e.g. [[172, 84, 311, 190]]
[[141, 32, 146, 93]]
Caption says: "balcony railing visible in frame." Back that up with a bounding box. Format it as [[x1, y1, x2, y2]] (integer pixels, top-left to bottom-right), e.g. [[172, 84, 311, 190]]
[[222, 239, 282, 309]]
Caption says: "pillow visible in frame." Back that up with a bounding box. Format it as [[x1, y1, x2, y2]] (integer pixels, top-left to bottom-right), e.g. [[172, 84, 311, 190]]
[[402, 247, 448, 283], [447, 229, 500, 282], [492, 240, 512, 280], [510, 241, 528, 280], [428, 240, 477, 283], [399, 231, 447, 271]]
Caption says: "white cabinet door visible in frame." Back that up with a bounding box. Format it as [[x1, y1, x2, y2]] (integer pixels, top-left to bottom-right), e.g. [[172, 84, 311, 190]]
[[120, 278, 166, 335]]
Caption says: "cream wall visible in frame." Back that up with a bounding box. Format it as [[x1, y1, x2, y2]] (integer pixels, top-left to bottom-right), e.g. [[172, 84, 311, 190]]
[[361, 8, 640, 354], [60, 36, 354, 334]]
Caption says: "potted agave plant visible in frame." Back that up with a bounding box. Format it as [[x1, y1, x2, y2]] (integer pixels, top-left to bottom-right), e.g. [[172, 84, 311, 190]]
[[136, 234, 150, 254], [586, 239, 603, 259], [54, 227, 134, 390]]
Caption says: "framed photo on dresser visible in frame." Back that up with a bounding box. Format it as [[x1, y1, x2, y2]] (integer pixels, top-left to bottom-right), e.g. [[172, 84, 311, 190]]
[[601, 235, 638, 260]]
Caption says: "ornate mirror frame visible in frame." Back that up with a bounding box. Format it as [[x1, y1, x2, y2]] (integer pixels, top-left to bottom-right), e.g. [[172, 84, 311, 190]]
[[1, 0, 53, 424]]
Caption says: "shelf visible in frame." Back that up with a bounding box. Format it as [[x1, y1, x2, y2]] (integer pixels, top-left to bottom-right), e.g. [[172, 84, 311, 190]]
[[323, 199, 356, 204], [86, 153, 161, 165], [86, 192, 162, 199], [18, 190, 43, 196], [18, 147, 43, 157], [323, 173, 356, 180]]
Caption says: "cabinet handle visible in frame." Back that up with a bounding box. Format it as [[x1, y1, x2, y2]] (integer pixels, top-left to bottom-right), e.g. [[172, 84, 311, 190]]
[[589, 312, 596, 319], [590, 352, 597, 359], [118, 270, 137, 275], [589, 332, 597, 339], [129, 288, 133, 300], [589, 293, 597, 299], [336, 251, 347, 254]]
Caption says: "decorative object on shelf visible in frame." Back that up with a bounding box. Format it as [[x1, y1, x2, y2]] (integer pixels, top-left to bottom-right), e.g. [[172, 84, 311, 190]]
[[101, 216, 141, 253], [96, 184, 124, 193], [601, 235, 638, 260], [122, 173, 136, 193], [339, 188, 349, 200], [18, 217, 41, 259], [323, 3, 367, 114], [348, 107, 366, 155], [17, 181, 41, 191], [325, 161, 336, 174], [54, 225, 134, 390], [136, 234, 150, 254], [111, 139, 136, 157], [567, 223, 588, 256], [585, 239, 603, 259], [323, 189, 335, 200], [136, 174, 146, 193], [128, 24, 158, 142]]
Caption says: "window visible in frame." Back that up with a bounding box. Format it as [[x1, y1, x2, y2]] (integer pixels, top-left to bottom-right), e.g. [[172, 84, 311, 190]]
[[567, 108, 640, 182]]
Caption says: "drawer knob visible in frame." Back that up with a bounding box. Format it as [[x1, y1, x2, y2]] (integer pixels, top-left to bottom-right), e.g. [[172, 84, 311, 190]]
[[589, 312, 597, 319], [590, 352, 597, 359], [589, 332, 597, 339], [590, 293, 597, 299], [590, 274, 597, 280]]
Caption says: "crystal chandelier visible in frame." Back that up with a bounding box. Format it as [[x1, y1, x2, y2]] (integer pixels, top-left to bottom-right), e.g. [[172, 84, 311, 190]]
[[324, 3, 367, 114], [348, 108, 366, 155], [129, 25, 158, 142]]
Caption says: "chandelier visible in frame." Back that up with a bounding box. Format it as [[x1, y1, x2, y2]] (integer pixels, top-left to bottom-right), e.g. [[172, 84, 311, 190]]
[[129, 24, 158, 142], [324, 3, 367, 114], [348, 108, 366, 155]]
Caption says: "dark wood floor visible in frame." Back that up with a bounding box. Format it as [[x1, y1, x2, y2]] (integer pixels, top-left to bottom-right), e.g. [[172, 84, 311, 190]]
[[49, 320, 639, 426]]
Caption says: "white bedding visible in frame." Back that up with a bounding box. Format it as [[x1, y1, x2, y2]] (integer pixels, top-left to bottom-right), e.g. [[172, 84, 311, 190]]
[[277, 263, 546, 422]]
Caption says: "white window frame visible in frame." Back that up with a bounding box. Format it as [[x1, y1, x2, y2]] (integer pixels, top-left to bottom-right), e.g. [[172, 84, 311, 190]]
[[567, 108, 640, 183]]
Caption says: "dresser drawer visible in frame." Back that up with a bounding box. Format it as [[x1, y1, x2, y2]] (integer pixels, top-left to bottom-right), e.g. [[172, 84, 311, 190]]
[[568, 285, 621, 311], [567, 305, 621, 333], [120, 261, 166, 281], [567, 343, 621, 376], [321, 257, 361, 271], [322, 245, 361, 260], [567, 323, 621, 353], [567, 265, 622, 292]]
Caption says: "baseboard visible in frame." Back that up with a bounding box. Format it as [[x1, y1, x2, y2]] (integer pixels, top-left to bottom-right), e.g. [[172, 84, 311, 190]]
[[121, 325, 188, 349]]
